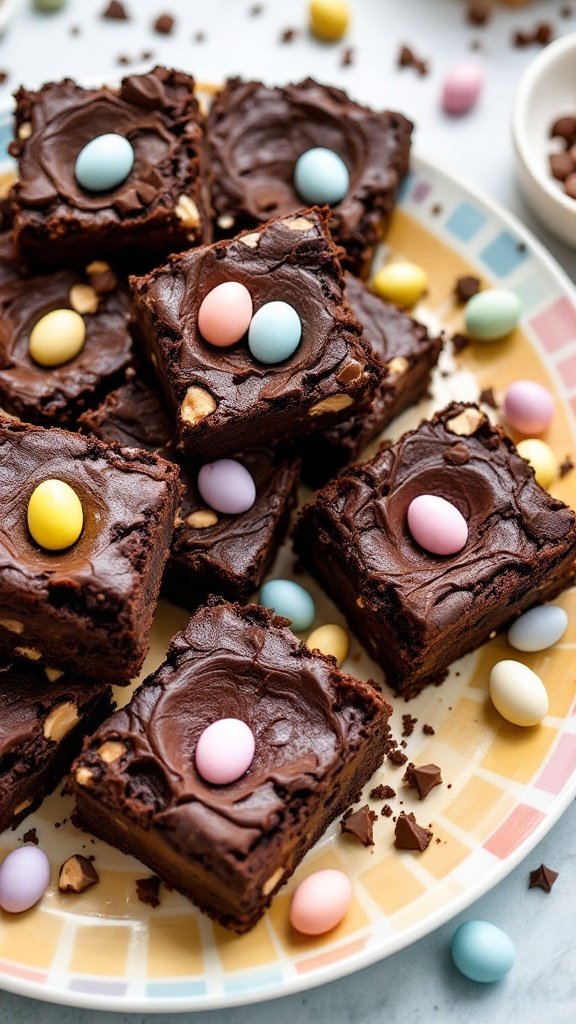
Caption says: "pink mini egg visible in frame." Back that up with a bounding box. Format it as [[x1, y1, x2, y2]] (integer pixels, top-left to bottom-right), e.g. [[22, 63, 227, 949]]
[[503, 380, 554, 436], [442, 59, 484, 115], [198, 281, 253, 348], [407, 494, 468, 556], [195, 718, 255, 785], [290, 869, 352, 936]]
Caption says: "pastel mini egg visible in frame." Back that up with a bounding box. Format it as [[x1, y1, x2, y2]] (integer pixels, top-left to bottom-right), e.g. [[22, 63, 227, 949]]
[[195, 718, 255, 786], [294, 147, 350, 206], [503, 380, 554, 436], [516, 438, 556, 489], [464, 289, 522, 342], [248, 301, 302, 365], [451, 920, 515, 983], [197, 459, 256, 515], [0, 846, 51, 914], [290, 869, 352, 935], [372, 261, 428, 308], [306, 623, 349, 666], [442, 59, 484, 115], [407, 494, 468, 556], [75, 133, 135, 192], [489, 659, 549, 727], [309, 0, 350, 42], [27, 479, 84, 551], [259, 579, 315, 632], [29, 308, 86, 367], [198, 282, 253, 348], [35, 0, 67, 9], [508, 604, 568, 652]]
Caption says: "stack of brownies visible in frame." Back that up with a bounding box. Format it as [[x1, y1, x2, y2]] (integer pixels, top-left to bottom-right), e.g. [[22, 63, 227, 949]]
[[0, 67, 574, 933]]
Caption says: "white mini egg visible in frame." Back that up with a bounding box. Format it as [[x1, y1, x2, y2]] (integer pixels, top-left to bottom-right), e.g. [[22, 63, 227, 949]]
[[489, 659, 549, 727], [508, 605, 568, 652]]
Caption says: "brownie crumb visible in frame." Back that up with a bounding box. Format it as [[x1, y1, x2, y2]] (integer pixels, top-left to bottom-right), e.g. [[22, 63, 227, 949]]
[[431, 203, 443, 216], [153, 12, 175, 34], [559, 455, 574, 477], [280, 27, 297, 43], [340, 47, 355, 67], [22, 828, 38, 845], [0, 72, 8, 86], [141, 49, 155, 60], [136, 875, 162, 907], [479, 387, 498, 409], [192, 30, 205, 42], [249, 3, 263, 14], [388, 748, 408, 766], [340, 804, 378, 846], [59, 855, 100, 894], [370, 784, 396, 800], [102, 1, 129, 19], [397, 44, 429, 76], [469, 39, 482, 52], [401, 713, 418, 737], [394, 811, 433, 851], [512, 22, 554, 48], [452, 332, 471, 353], [455, 275, 481, 303], [403, 762, 443, 800], [423, 723, 435, 735], [381, 804, 393, 818], [467, 1, 491, 26], [560, 5, 573, 18], [69, 25, 81, 36], [116, 54, 131, 66], [529, 863, 558, 893]]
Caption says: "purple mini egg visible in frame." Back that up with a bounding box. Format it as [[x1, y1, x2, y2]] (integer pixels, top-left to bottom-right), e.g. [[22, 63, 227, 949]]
[[0, 846, 51, 913], [197, 459, 256, 515]]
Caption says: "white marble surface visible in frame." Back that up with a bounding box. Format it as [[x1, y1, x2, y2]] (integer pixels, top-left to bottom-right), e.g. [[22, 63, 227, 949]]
[[0, 0, 575, 1019]]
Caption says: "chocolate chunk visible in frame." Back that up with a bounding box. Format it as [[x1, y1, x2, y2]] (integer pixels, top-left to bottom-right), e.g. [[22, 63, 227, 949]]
[[466, 2, 491, 26], [394, 811, 433, 851], [422, 723, 435, 735], [22, 828, 38, 845], [559, 455, 574, 478], [397, 44, 429, 76], [102, 1, 129, 19], [455, 275, 481, 303], [370, 783, 396, 800], [403, 762, 443, 799], [444, 441, 471, 465], [401, 713, 417, 737], [136, 875, 162, 907], [114, 188, 143, 215], [479, 387, 498, 409], [549, 152, 575, 181], [59, 855, 100, 893], [153, 13, 175, 34], [340, 804, 378, 846], [529, 863, 558, 893], [452, 332, 470, 353], [120, 72, 166, 109]]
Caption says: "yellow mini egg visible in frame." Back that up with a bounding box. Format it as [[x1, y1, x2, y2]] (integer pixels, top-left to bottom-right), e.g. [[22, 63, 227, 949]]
[[309, 0, 350, 41], [306, 623, 350, 666], [27, 479, 84, 551], [29, 309, 86, 368], [372, 261, 428, 308], [516, 438, 556, 489]]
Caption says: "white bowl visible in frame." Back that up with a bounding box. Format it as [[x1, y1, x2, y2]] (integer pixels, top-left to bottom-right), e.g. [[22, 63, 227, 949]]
[[513, 33, 576, 249]]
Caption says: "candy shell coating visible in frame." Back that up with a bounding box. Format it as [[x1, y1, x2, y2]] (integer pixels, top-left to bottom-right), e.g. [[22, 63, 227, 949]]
[[290, 869, 352, 935], [516, 438, 556, 489], [451, 920, 515, 983], [508, 605, 568, 652], [27, 479, 84, 551], [195, 718, 255, 785], [442, 60, 484, 115], [503, 380, 554, 436], [294, 147, 350, 206], [309, 0, 350, 41], [464, 289, 522, 342], [198, 282, 253, 348], [306, 623, 349, 666], [0, 846, 51, 913], [489, 659, 549, 727], [407, 494, 468, 556], [197, 460, 256, 515], [248, 301, 302, 365], [29, 308, 86, 367], [75, 134, 134, 192], [259, 579, 315, 632], [372, 261, 428, 308]]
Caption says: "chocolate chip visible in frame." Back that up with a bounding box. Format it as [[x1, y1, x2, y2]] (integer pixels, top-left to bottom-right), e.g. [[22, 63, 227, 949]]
[[370, 783, 396, 800], [401, 713, 417, 737], [559, 455, 574, 478], [59, 855, 100, 894], [443, 441, 471, 465], [529, 863, 558, 892], [153, 12, 175, 34], [479, 387, 498, 409], [397, 44, 429, 76], [340, 804, 378, 846], [102, 1, 129, 19], [466, 2, 491, 26], [22, 827, 38, 845], [455, 275, 481, 303], [403, 762, 443, 799], [394, 811, 433, 851], [136, 875, 162, 907]]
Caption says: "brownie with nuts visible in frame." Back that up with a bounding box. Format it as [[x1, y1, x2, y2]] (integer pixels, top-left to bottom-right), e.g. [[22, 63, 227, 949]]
[[0, 417, 181, 684], [207, 78, 412, 277], [294, 403, 576, 698], [9, 67, 210, 270], [0, 654, 113, 834], [302, 272, 443, 485], [80, 374, 300, 606], [70, 599, 392, 933], [130, 206, 383, 459], [0, 234, 133, 425]]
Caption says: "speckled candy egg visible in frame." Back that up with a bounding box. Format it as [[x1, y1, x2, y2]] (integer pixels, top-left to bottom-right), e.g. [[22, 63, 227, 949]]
[[451, 920, 515, 983], [407, 494, 468, 556], [442, 59, 484, 115], [503, 380, 555, 436], [195, 718, 255, 786], [489, 659, 549, 727], [197, 459, 256, 515], [259, 579, 315, 632], [0, 846, 51, 913], [198, 282, 253, 348], [294, 147, 350, 206], [290, 869, 352, 935], [508, 605, 568, 652], [248, 301, 302, 364], [75, 134, 135, 192], [464, 289, 522, 342]]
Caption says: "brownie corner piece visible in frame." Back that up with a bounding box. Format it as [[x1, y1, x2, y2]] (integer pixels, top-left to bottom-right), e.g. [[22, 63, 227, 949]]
[[69, 599, 391, 932], [293, 402, 576, 698]]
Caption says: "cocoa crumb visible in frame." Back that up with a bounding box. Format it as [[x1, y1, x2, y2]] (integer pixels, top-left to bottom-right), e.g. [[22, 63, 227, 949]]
[[153, 12, 175, 34], [22, 828, 38, 845], [397, 44, 429, 76], [136, 875, 162, 907]]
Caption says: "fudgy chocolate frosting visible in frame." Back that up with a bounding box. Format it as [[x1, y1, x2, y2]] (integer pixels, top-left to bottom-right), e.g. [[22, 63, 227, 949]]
[[207, 78, 413, 273], [0, 235, 132, 424]]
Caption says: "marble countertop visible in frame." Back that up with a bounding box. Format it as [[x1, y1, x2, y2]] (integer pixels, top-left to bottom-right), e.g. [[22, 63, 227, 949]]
[[0, 1, 574, 1020]]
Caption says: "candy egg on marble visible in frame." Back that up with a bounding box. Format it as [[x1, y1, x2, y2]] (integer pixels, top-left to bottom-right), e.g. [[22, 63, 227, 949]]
[[198, 282, 253, 348], [464, 289, 522, 341], [290, 869, 352, 935], [309, 0, 350, 42], [508, 604, 568, 652], [197, 459, 256, 515], [27, 478, 84, 551], [259, 579, 316, 632], [503, 380, 554, 436], [35, 0, 67, 9], [451, 920, 515, 983], [489, 659, 549, 727], [29, 308, 86, 367], [516, 438, 556, 489], [294, 147, 350, 206], [372, 261, 428, 308], [442, 59, 484, 115], [195, 718, 255, 785], [248, 301, 302, 364], [0, 846, 51, 914], [407, 494, 468, 556], [306, 623, 349, 666], [75, 134, 135, 192]]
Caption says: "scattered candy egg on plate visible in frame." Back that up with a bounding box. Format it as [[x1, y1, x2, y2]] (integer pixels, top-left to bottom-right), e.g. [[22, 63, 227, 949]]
[[75, 133, 135, 192], [197, 459, 256, 515], [248, 301, 302, 364], [294, 147, 350, 205], [442, 59, 484, 115], [35, 0, 67, 9], [306, 623, 350, 666], [29, 308, 86, 367], [372, 261, 428, 307], [259, 579, 316, 632], [407, 494, 468, 556], [309, 0, 350, 42], [0, 846, 51, 914], [198, 281, 253, 348], [451, 920, 515, 983], [27, 478, 84, 551], [464, 288, 522, 341], [290, 868, 352, 935], [508, 604, 568, 652], [195, 718, 255, 786], [503, 379, 555, 435], [516, 438, 556, 488], [489, 659, 549, 726]]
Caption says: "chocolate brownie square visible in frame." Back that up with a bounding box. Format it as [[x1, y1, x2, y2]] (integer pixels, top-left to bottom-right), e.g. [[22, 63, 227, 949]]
[[130, 206, 383, 459], [80, 373, 300, 606], [0, 417, 181, 684], [294, 403, 576, 698], [9, 67, 210, 269], [207, 78, 412, 276], [0, 234, 133, 425], [302, 272, 443, 485], [0, 654, 114, 834], [70, 599, 391, 933]]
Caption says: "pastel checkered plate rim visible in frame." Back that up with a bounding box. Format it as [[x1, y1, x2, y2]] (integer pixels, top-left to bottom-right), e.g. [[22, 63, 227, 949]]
[[0, 101, 576, 1013]]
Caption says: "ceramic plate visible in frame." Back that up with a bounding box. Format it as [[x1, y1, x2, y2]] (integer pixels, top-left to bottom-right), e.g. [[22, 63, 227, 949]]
[[0, 111, 576, 1013]]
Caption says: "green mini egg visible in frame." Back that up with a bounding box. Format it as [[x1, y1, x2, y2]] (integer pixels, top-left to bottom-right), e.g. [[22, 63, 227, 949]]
[[464, 289, 522, 342]]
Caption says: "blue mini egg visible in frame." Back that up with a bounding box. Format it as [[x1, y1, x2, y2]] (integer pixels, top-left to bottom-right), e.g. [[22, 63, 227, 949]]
[[259, 579, 315, 632], [507, 604, 568, 652], [75, 134, 135, 192], [248, 301, 302, 365], [464, 289, 522, 342], [451, 920, 515, 983], [294, 147, 350, 206]]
